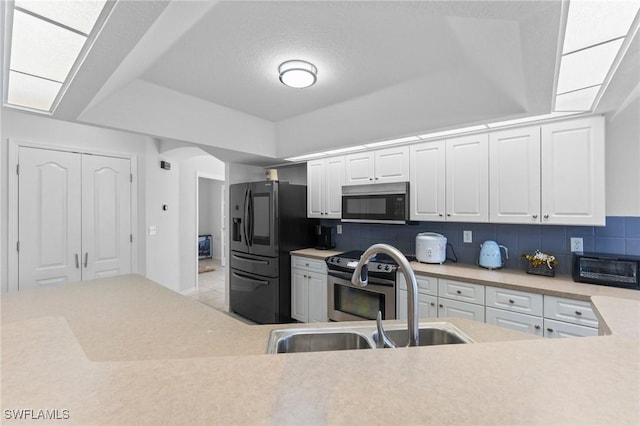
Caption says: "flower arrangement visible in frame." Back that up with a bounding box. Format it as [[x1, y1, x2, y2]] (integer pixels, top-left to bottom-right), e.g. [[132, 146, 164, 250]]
[[522, 250, 558, 276]]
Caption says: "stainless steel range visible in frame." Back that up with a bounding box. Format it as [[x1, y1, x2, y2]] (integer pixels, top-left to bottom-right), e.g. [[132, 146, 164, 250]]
[[326, 250, 399, 321]]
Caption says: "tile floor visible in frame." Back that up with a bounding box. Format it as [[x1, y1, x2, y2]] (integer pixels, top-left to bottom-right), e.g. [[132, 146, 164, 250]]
[[191, 258, 227, 310], [190, 258, 256, 325]]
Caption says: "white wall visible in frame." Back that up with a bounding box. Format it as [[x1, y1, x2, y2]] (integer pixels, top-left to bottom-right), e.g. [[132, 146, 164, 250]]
[[0, 109, 149, 292], [605, 94, 640, 216], [198, 178, 223, 259], [178, 155, 225, 293]]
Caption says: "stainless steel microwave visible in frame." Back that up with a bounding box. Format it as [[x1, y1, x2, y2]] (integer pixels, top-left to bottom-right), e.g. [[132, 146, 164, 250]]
[[572, 252, 640, 290], [341, 182, 409, 224]]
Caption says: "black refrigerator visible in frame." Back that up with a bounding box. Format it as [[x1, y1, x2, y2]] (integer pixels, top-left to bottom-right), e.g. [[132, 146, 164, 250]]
[[229, 181, 316, 324]]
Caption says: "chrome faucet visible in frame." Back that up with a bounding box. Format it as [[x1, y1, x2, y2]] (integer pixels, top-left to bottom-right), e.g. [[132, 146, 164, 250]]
[[351, 243, 419, 347]]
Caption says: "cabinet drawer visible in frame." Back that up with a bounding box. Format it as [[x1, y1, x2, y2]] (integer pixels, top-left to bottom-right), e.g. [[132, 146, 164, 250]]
[[544, 296, 598, 328], [486, 286, 543, 316], [397, 273, 437, 295], [438, 298, 485, 322], [544, 319, 598, 338], [486, 307, 543, 337], [291, 256, 327, 273], [438, 279, 485, 305]]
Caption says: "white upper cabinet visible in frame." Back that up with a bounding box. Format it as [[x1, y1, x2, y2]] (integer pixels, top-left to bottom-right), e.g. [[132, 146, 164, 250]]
[[410, 140, 446, 221], [489, 126, 541, 223], [541, 117, 605, 226], [345, 147, 409, 185], [307, 159, 325, 218], [446, 133, 489, 222], [307, 156, 345, 219]]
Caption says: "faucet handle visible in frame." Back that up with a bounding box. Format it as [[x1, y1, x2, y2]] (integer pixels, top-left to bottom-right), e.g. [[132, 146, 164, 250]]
[[375, 311, 397, 349]]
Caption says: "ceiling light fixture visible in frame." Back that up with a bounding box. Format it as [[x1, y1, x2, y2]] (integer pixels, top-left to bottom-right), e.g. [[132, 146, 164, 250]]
[[278, 60, 317, 88]]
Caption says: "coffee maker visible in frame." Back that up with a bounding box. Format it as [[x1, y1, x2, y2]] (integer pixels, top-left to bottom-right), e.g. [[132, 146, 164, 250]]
[[314, 225, 336, 250]]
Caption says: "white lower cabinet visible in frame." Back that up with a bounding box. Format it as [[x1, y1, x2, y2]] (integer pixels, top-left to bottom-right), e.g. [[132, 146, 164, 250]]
[[438, 298, 485, 322], [397, 273, 438, 320], [291, 256, 328, 323], [543, 319, 598, 338], [542, 295, 598, 338], [486, 307, 543, 337], [397, 290, 438, 320]]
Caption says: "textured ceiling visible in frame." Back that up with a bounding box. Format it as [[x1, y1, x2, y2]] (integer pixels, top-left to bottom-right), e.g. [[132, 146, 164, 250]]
[[141, 1, 558, 122]]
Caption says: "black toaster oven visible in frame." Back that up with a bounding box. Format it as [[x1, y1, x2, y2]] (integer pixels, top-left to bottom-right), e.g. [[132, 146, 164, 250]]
[[572, 252, 640, 290]]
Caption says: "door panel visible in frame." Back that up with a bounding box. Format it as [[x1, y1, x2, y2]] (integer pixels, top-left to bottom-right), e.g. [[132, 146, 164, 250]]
[[18, 147, 82, 290], [82, 155, 131, 280]]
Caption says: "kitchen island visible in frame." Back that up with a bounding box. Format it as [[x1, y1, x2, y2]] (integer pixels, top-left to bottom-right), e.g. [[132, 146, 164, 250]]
[[2, 274, 639, 425]]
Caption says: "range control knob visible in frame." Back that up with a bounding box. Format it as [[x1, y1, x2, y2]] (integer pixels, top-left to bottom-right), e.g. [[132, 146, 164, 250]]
[[336, 258, 341, 263], [377, 264, 383, 270], [385, 265, 391, 271]]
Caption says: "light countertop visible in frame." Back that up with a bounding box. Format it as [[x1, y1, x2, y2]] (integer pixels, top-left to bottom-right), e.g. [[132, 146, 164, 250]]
[[2, 274, 639, 425]]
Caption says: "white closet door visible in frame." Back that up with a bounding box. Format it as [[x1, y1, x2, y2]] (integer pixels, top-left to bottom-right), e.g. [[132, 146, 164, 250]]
[[18, 147, 82, 290], [81, 155, 131, 280]]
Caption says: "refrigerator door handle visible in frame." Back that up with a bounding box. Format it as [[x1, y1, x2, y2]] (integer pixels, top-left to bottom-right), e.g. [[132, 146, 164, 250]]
[[247, 188, 253, 247], [232, 271, 269, 286], [231, 253, 269, 264], [243, 188, 249, 247]]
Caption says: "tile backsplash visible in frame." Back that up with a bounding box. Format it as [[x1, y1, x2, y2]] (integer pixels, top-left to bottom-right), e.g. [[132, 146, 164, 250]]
[[320, 216, 640, 275]]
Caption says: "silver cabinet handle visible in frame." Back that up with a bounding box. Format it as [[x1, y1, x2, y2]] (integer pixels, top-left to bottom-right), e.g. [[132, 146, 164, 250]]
[[456, 290, 462, 294], [575, 311, 583, 316], [543, 214, 549, 219], [375, 177, 379, 180], [547, 328, 554, 333], [447, 213, 451, 217], [439, 304, 444, 308], [84, 253, 88, 268], [369, 178, 373, 181], [438, 213, 443, 217], [534, 325, 541, 330], [75, 254, 80, 269], [430, 302, 436, 306], [508, 299, 515, 304], [532, 214, 538, 219]]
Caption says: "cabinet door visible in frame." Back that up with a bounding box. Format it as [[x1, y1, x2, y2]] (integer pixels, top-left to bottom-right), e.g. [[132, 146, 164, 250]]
[[307, 159, 325, 218], [438, 298, 485, 322], [345, 152, 374, 185], [291, 268, 308, 322], [544, 319, 598, 338], [486, 307, 543, 337], [397, 290, 437, 319], [489, 126, 541, 224], [397, 288, 408, 320], [446, 134, 489, 222], [324, 156, 345, 218], [374, 146, 409, 184], [307, 271, 328, 322], [410, 141, 446, 221], [541, 117, 605, 225]]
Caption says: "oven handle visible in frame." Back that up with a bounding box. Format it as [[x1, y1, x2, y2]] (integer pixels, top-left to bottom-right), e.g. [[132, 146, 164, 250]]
[[327, 269, 395, 287]]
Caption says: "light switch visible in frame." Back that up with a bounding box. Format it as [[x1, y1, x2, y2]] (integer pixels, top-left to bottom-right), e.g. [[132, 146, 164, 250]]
[[149, 226, 157, 236]]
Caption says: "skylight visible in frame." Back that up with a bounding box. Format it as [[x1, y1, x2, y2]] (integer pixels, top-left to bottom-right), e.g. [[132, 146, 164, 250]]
[[554, 0, 640, 111], [4, 0, 110, 112]]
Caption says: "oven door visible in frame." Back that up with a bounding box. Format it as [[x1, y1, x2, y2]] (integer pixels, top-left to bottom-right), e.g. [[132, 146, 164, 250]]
[[327, 270, 396, 321]]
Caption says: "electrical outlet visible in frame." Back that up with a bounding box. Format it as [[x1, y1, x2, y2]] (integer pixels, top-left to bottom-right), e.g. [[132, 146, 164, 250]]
[[463, 230, 472, 243], [336, 225, 342, 235], [570, 237, 583, 253]]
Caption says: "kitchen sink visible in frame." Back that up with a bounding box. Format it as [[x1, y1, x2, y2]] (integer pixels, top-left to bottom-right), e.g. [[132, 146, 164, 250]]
[[266, 322, 473, 354], [373, 327, 469, 347], [267, 329, 373, 353]]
